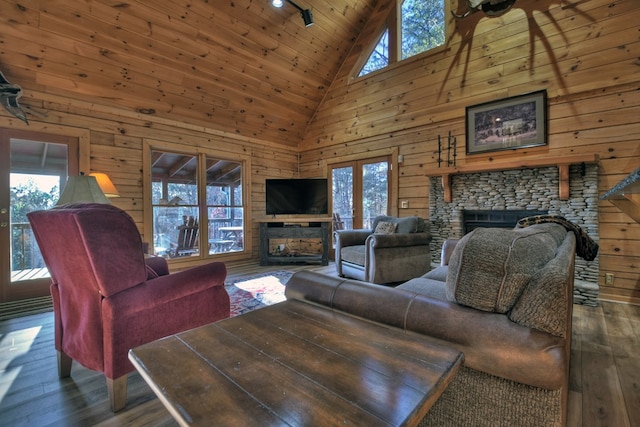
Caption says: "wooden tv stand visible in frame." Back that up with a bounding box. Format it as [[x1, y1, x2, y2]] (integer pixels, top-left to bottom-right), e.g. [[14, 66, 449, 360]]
[[259, 218, 330, 266]]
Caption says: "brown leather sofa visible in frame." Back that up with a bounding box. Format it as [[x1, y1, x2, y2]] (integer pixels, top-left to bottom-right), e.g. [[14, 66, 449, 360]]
[[287, 223, 576, 426], [334, 215, 432, 284]]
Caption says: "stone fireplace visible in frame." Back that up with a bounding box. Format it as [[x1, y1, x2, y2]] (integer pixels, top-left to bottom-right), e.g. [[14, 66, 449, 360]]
[[429, 164, 599, 305]]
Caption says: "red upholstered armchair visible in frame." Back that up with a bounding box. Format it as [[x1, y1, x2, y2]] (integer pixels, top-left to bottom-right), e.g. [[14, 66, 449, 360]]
[[27, 203, 230, 412]]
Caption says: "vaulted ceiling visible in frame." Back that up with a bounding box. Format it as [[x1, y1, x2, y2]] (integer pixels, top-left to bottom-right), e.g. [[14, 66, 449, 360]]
[[1, 0, 379, 147]]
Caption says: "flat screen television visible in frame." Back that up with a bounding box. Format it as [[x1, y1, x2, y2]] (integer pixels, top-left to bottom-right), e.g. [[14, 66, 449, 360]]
[[266, 178, 329, 216]]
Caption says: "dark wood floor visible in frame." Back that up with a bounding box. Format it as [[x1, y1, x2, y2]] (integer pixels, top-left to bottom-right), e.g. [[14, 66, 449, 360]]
[[1, 264, 638, 426]]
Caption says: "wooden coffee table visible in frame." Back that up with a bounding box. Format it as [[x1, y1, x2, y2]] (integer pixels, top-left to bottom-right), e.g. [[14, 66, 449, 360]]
[[129, 300, 463, 427]]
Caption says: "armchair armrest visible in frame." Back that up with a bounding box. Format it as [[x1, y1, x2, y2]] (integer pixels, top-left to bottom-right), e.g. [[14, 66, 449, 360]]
[[366, 232, 432, 249], [106, 261, 227, 313], [334, 229, 372, 247], [405, 296, 567, 390], [441, 238, 460, 266], [102, 261, 229, 381], [144, 255, 170, 277]]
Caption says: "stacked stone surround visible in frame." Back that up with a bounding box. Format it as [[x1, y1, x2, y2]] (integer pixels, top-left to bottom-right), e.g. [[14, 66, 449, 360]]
[[429, 164, 599, 305], [574, 280, 599, 307]]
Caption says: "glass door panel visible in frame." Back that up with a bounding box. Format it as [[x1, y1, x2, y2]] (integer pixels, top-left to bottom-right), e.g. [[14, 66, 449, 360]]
[[362, 161, 389, 228], [1, 129, 77, 302], [331, 166, 354, 230]]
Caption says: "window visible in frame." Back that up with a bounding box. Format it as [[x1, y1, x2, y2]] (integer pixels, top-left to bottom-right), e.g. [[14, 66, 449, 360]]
[[358, 29, 389, 77], [358, 0, 445, 77], [149, 149, 245, 259], [401, 0, 445, 60]]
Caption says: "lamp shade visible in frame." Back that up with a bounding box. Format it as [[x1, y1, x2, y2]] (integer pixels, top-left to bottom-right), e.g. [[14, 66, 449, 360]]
[[89, 172, 120, 198], [56, 174, 111, 205]]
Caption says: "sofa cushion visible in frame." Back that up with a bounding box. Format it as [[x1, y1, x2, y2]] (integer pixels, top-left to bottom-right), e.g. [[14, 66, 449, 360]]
[[340, 245, 366, 266], [446, 223, 567, 313], [423, 265, 448, 282], [396, 277, 448, 301]]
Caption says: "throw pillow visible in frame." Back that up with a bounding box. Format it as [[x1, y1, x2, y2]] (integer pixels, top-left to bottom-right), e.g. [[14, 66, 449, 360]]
[[374, 221, 397, 234], [372, 215, 394, 232]]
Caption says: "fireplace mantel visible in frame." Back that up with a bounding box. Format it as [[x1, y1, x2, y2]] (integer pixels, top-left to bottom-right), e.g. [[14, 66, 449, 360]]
[[426, 154, 600, 202]]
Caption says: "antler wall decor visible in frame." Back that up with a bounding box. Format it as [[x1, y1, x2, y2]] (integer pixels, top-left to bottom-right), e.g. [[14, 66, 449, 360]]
[[0, 70, 29, 124], [453, 0, 518, 18], [437, 132, 457, 168]]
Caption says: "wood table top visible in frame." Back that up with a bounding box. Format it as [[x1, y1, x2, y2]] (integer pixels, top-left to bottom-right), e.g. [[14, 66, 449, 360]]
[[129, 300, 463, 427]]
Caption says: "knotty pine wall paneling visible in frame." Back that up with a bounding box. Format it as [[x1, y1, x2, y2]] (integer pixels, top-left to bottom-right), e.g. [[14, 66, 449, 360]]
[[299, 0, 640, 303], [0, 92, 299, 268]]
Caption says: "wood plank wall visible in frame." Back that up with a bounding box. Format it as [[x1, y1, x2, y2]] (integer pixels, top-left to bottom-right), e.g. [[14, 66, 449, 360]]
[[299, 0, 640, 303], [0, 93, 299, 269]]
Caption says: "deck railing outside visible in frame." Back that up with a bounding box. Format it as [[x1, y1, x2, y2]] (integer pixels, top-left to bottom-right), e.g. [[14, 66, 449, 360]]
[[11, 222, 49, 282]]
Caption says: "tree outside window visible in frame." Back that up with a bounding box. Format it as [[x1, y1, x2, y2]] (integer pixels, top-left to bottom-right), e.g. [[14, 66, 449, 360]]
[[10, 174, 58, 271], [401, 0, 445, 60], [359, 30, 389, 77]]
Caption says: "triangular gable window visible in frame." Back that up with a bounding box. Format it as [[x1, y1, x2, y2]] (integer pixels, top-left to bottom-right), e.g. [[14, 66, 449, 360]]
[[358, 29, 389, 77]]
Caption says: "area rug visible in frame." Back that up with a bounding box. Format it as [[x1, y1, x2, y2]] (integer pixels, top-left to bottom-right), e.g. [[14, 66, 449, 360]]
[[225, 270, 293, 317]]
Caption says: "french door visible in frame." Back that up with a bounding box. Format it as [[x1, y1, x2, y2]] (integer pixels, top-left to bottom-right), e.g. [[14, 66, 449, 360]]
[[330, 156, 391, 230], [0, 129, 78, 302]]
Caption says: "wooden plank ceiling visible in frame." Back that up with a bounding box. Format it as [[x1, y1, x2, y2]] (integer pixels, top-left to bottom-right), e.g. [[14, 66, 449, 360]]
[[0, 0, 378, 147]]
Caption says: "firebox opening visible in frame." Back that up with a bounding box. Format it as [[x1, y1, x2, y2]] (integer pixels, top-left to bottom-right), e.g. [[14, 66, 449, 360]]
[[462, 209, 548, 234]]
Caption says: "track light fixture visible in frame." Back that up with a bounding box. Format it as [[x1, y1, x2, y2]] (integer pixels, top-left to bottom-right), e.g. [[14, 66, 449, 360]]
[[271, 0, 314, 27]]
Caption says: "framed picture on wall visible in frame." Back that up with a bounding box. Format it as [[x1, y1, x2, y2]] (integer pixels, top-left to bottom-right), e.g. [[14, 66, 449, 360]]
[[465, 90, 547, 155]]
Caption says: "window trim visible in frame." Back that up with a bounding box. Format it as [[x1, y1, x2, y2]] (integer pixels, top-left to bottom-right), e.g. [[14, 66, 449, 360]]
[[143, 139, 252, 265]]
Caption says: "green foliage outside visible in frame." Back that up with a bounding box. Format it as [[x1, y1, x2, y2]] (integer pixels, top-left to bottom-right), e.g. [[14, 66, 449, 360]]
[[401, 0, 445, 60], [11, 176, 58, 271], [359, 30, 389, 76]]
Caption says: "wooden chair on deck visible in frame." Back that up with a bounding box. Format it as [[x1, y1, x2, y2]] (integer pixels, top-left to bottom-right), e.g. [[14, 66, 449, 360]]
[[173, 216, 199, 257], [332, 213, 345, 232]]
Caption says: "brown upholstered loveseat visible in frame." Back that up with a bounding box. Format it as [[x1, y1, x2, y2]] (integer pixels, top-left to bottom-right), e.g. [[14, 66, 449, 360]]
[[334, 215, 432, 284], [287, 223, 576, 426]]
